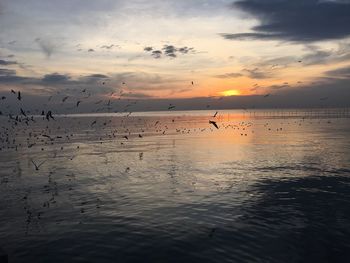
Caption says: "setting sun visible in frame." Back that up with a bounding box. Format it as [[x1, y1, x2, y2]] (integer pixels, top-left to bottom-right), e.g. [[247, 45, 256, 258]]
[[220, 89, 241, 97]]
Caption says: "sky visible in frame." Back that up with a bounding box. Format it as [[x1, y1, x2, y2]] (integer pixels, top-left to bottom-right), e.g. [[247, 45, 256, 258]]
[[0, 0, 350, 113]]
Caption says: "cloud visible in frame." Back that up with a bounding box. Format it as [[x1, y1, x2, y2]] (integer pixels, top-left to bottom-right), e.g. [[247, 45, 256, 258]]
[[215, 72, 243, 79], [0, 68, 16, 76], [85, 74, 109, 79], [242, 68, 272, 79], [42, 73, 71, 84], [223, 0, 350, 42], [269, 84, 290, 90], [35, 38, 57, 58], [151, 50, 162, 59], [100, 44, 118, 49], [0, 59, 17, 65], [144, 45, 195, 59], [325, 65, 350, 78], [163, 45, 177, 58]]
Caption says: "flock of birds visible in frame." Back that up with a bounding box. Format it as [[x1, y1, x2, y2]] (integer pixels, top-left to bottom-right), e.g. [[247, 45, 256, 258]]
[[0, 81, 335, 252]]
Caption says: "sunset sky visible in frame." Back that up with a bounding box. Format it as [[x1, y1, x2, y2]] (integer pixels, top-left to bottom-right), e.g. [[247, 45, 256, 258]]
[[0, 0, 350, 112]]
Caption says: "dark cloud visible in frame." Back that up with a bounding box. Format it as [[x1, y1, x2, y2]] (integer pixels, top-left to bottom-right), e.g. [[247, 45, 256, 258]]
[[42, 73, 71, 84], [0, 68, 16, 76], [0, 59, 17, 66], [177, 47, 194, 54], [151, 50, 162, 59], [252, 43, 350, 69], [144, 45, 195, 59], [163, 45, 177, 58], [243, 68, 272, 79], [325, 65, 350, 78], [100, 44, 117, 49], [85, 74, 109, 79], [215, 72, 243, 79], [269, 84, 290, 90], [223, 0, 350, 42]]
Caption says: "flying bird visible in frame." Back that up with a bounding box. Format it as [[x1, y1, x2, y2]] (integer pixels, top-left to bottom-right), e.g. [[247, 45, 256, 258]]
[[20, 108, 27, 117], [168, 104, 176, 110], [31, 160, 46, 171], [209, 120, 219, 129]]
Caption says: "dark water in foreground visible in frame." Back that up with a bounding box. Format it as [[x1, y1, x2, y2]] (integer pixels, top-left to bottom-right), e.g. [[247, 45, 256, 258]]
[[0, 110, 350, 262]]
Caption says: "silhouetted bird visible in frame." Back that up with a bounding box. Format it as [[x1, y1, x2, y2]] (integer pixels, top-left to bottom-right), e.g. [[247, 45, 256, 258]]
[[209, 120, 219, 129], [31, 160, 46, 171], [20, 108, 27, 117]]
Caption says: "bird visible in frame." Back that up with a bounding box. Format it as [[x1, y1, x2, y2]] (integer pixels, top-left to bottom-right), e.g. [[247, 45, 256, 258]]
[[76, 101, 81, 107], [209, 120, 219, 129], [213, 111, 218, 118], [264, 94, 270, 98], [31, 160, 46, 171], [191, 81, 194, 85], [17, 91, 21, 101], [62, 96, 69, 102], [168, 104, 176, 110], [20, 108, 27, 117], [46, 111, 54, 121]]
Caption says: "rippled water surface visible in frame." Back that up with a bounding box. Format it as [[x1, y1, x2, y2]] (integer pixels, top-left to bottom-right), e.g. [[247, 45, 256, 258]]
[[1, 110, 350, 262]]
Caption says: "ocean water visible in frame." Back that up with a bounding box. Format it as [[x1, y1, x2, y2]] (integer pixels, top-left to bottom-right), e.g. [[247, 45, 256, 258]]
[[0, 109, 350, 263]]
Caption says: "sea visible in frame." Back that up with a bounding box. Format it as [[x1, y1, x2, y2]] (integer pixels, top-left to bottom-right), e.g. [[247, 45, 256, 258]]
[[0, 109, 349, 263]]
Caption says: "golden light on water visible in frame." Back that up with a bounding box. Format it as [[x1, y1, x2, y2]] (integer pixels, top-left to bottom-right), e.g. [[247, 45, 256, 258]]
[[220, 89, 241, 97]]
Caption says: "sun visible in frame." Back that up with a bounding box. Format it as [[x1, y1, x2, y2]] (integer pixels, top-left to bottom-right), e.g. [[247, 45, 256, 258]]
[[220, 89, 241, 96]]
